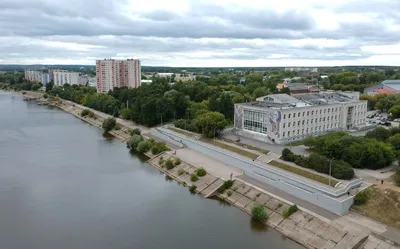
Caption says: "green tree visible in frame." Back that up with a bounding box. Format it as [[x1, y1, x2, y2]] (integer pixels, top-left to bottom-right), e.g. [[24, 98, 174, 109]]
[[102, 117, 116, 132], [46, 80, 54, 92], [389, 105, 400, 118], [193, 111, 227, 138], [388, 134, 400, 150], [219, 93, 234, 121], [365, 127, 391, 141], [137, 140, 150, 153], [121, 108, 132, 120]]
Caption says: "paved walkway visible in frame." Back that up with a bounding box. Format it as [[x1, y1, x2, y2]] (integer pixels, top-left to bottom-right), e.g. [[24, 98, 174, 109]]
[[237, 174, 339, 221]]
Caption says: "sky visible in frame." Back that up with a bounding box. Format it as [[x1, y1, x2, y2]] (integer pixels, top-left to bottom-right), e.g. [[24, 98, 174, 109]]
[[1, 0, 400, 67]]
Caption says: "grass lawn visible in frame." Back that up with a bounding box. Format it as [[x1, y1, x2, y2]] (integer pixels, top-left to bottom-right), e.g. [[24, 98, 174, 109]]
[[221, 138, 269, 155], [352, 186, 400, 230], [268, 160, 338, 187], [200, 138, 260, 160], [168, 127, 198, 138], [287, 139, 307, 146]]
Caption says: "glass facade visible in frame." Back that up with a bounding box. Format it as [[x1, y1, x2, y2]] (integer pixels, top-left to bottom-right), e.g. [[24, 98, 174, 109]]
[[243, 110, 268, 134]]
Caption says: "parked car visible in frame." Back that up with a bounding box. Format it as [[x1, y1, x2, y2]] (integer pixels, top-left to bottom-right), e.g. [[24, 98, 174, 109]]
[[379, 121, 392, 126], [394, 119, 400, 122]]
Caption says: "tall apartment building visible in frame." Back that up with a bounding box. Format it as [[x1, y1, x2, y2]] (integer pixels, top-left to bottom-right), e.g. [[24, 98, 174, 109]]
[[96, 59, 141, 93], [24, 70, 50, 85], [234, 91, 367, 144], [53, 70, 80, 86]]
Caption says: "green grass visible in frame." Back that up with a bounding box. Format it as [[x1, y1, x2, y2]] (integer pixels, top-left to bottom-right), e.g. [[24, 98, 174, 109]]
[[168, 127, 197, 138], [222, 138, 269, 155], [201, 138, 259, 159], [268, 160, 338, 187]]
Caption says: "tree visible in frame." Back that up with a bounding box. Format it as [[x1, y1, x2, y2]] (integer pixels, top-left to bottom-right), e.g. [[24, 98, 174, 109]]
[[121, 108, 132, 120], [208, 94, 219, 112], [388, 134, 400, 150], [137, 140, 150, 153], [253, 87, 269, 99], [389, 105, 400, 118], [127, 134, 143, 149], [193, 111, 227, 138], [365, 127, 391, 141], [219, 93, 234, 121], [46, 80, 54, 92], [102, 117, 116, 132]]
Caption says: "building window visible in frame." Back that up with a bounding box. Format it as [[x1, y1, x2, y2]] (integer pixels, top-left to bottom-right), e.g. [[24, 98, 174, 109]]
[[306, 128, 309, 133], [283, 123, 286, 128], [288, 114, 291, 118], [328, 109, 330, 113], [307, 120, 309, 124], [324, 109, 326, 113], [284, 114, 286, 119], [315, 118, 318, 123], [297, 130, 300, 134], [312, 111, 314, 115], [293, 122, 295, 126], [298, 113, 301, 117], [335, 107, 338, 112], [323, 117, 325, 121], [302, 120, 305, 125], [302, 129, 304, 134], [303, 112, 305, 116], [320, 110, 322, 114], [298, 121, 300, 126], [288, 131, 291, 136], [288, 122, 291, 127], [307, 111, 309, 116], [283, 132, 285, 137], [311, 119, 313, 123]]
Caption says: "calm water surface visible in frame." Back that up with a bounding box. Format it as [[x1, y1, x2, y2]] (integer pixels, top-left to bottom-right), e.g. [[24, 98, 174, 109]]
[[0, 92, 304, 249]]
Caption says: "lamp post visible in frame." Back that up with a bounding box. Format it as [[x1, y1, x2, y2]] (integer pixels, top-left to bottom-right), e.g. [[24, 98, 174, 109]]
[[329, 157, 335, 187]]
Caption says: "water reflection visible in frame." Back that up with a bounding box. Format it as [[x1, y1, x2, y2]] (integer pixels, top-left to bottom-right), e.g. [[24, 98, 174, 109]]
[[250, 219, 269, 232]]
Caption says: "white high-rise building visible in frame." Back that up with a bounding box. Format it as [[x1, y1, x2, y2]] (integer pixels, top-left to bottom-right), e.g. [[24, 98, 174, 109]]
[[53, 70, 80, 86], [96, 59, 141, 93], [24, 70, 50, 85]]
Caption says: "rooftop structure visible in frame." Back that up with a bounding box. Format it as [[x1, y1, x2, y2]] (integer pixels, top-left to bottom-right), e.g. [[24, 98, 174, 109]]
[[363, 79, 400, 95], [234, 92, 367, 144]]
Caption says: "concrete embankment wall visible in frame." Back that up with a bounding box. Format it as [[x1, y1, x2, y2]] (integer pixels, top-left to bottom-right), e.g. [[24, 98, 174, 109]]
[[153, 127, 360, 216]]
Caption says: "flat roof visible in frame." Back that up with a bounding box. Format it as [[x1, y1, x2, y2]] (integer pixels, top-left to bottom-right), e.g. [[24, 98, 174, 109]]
[[240, 92, 363, 110]]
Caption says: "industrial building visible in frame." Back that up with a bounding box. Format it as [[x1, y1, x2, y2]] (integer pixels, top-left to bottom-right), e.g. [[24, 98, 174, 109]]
[[234, 91, 367, 144], [363, 80, 400, 95]]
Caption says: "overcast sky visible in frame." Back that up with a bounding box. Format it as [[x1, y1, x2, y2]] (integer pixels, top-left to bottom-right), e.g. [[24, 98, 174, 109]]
[[1, 0, 400, 66]]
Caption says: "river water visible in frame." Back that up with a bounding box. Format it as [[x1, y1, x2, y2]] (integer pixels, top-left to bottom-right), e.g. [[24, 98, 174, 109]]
[[0, 91, 304, 249]]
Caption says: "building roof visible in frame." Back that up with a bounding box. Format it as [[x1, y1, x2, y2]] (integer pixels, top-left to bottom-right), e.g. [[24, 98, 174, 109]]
[[382, 80, 400, 91], [371, 88, 396, 94], [242, 92, 362, 110]]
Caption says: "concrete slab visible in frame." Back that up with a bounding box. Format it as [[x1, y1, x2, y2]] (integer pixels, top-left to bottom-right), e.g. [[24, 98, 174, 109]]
[[321, 240, 337, 249], [255, 193, 272, 205], [277, 218, 297, 232], [377, 242, 393, 249], [245, 188, 261, 200], [333, 233, 354, 249], [266, 198, 283, 211], [244, 201, 255, 215], [364, 242, 379, 249], [304, 217, 323, 233], [236, 183, 252, 195], [290, 211, 310, 225], [346, 231, 370, 249], [226, 191, 242, 204], [275, 202, 290, 215], [314, 222, 330, 237], [267, 212, 284, 228], [306, 235, 329, 249], [236, 195, 252, 209], [322, 225, 347, 243]]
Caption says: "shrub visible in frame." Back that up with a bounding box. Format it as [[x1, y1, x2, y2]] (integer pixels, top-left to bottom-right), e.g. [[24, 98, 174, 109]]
[[151, 141, 169, 155], [130, 128, 141, 135], [283, 205, 298, 218], [43, 93, 48, 99], [137, 140, 150, 154], [178, 169, 185, 176], [165, 159, 174, 170], [81, 109, 91, 117], [190, 174, 199, 182], [354, 189, 370, 206], [189, 185, 197, 192], [114, 123, 121, 130], [251, 204, 268, 222], [127, 134, 143, 149], [196, 167, 207, 177], [174, 158, 181, 166], [102, 117, 116, 132], [218, 180, 234, 193], [227, 190, 232, 196], [395, 168, 400, 187], [282, 148, 295, 161], [159, 156, 164, 165]]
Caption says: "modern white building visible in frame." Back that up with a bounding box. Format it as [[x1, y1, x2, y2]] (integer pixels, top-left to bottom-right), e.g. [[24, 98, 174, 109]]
[[234, 91, 367, 144], [53, 70, 80, 86], [24, 70, 50, 85], [96, 59, 141, 93]]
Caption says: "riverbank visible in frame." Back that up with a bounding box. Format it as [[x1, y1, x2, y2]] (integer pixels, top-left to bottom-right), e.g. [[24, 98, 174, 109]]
[[21, 91, 400, 249]]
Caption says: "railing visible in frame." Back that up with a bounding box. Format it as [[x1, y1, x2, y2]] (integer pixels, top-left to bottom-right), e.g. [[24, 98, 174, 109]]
[[157, 127, 362, 198]]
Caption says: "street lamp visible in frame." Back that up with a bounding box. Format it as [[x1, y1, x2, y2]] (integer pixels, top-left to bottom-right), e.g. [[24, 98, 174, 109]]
[[329, 158, 335, 187]]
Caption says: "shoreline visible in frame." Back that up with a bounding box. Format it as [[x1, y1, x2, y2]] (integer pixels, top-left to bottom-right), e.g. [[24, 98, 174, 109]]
[[18, 91, 399, 249]]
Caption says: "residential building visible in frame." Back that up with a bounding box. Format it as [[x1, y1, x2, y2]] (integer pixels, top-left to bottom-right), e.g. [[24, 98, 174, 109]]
[[96, 59, 141, 93], [363, 80, 400, 95], [234, 91, 367, 144], [24, 70, 50, 85], [285, 67, 318, 73], [367, 88, 397, 96], [53, 70, 80, 86], [276, 82, 323, 94]]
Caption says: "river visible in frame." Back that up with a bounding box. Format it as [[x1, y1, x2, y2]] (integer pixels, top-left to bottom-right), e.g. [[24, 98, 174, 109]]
[[0, 91, 304, 249]]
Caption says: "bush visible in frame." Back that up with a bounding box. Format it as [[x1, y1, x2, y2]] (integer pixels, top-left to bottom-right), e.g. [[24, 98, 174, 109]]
[[114, 123, 121, 130], [189, 185, 197, 192], [218, 180, 234, 193], [150, 141, 169, 155], [251, 204, 268, 222], [178, 169, 185, 176], [196, 168, 207, 177], [127, 134, 143, 149], [102, 117, 116, 132], [174, 158, 181, 166], [137, 140, 150, 154], [131, 128, 141, 135], [81, 109, 91, 117], [190, 174, 199, 182], [43, 93, 48, 99], [354, 189, 370, 206], [282, 204, 298, 218], [165, 159, 174, 170], [227, 190, 232, 196], [395, 168, 400, 187], [282, 148, 295, 161]]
